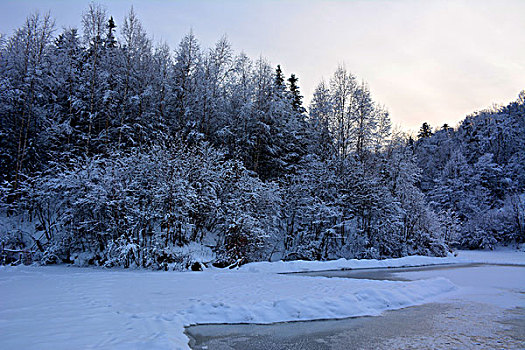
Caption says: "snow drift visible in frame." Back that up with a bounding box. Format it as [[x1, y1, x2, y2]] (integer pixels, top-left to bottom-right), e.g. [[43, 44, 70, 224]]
[[1, 264, 456, 350], [2, 250, 523, 349]]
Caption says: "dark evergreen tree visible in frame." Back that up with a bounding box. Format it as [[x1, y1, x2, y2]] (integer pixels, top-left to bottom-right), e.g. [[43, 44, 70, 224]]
[[417, 122, 433, 139], [287, 73, 305, 114], [105, 16, 117, 48], [274, 64, 285, 92]]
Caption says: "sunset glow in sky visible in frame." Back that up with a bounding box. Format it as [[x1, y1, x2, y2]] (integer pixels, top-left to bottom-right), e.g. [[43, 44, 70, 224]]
[[1, 0, 524, 132]]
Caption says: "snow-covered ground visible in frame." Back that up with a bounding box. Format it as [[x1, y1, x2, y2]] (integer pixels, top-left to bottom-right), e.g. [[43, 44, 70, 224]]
[[1, 249, 523, 350], [240, 247, 525, 273], [452, 246, 525, 266], [189, 264, 525, 349]]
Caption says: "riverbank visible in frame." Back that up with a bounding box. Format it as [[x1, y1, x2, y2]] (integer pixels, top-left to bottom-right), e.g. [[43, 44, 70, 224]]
[[240, 247, 525, 273], [1, 249, 523, 349], [189, 261, 525, 349]]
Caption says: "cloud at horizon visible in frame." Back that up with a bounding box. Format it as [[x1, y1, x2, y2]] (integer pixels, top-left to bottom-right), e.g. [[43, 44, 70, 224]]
[[1, 0, 524, 132]]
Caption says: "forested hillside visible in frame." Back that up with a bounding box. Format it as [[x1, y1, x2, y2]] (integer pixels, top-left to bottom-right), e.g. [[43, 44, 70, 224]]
[[414, 95, 525, 249], [1, 6, 523, 269]]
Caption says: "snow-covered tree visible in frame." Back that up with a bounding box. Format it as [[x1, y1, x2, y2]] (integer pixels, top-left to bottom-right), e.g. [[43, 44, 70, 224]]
[[6, 5, 521, 269]]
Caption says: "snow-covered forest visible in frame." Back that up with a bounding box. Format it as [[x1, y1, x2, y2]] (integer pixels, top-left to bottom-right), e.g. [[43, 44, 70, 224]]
[[1, 6, 524, 269]]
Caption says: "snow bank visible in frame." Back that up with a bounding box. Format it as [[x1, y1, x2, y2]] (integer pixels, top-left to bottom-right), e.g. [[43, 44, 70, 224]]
[[453, 247, 525, 266], [240, 248, 525, 273], [240, 255, 458, 273], [0, 265, 456, 350], [182, 277, 455, 324], [3, 250, 522, 349], [397, 264, 525, 309]]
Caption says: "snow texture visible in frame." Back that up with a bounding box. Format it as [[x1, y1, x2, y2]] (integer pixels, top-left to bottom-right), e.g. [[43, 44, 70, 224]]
[[241, 255, 459, 273], [453, 246, 525, 266], [240, 248, 525, 273], [1, 250, 523, 349]]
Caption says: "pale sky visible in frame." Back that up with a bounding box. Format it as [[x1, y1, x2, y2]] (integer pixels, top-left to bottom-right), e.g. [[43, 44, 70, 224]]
[[1, 0, 524, 132]]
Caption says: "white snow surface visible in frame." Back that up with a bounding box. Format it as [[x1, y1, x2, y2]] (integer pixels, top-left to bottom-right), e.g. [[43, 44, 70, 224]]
[[453, 246, 525, 265], [240, 255, 458, 273], [1, 249, 523, 349], [240, 247, 525, 273], [398, 265, 525, 309]]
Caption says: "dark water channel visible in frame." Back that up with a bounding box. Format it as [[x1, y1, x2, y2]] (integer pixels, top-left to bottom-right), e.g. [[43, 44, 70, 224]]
[[186, 264, 525, 350], [288, 262, 485, 280]]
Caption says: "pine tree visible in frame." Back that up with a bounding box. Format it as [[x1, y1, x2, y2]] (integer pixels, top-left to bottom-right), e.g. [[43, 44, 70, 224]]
[[274, 64, 285, 92], [287, 73, 305, 114], [105, 16, 117, 48], [417, 122, 433, 139]]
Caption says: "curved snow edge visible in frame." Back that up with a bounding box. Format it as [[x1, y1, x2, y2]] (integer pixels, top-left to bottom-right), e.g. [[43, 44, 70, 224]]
[[239, 249, 525, 273], [177, 277, 457, 349], [239, 255, 460, 273]]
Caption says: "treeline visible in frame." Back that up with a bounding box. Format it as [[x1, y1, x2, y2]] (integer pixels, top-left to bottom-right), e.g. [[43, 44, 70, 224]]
[[0, 6, 522, 268]]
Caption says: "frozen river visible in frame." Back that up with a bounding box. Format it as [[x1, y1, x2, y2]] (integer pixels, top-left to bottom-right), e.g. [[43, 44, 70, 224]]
[[186, 264, 525, 349]]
